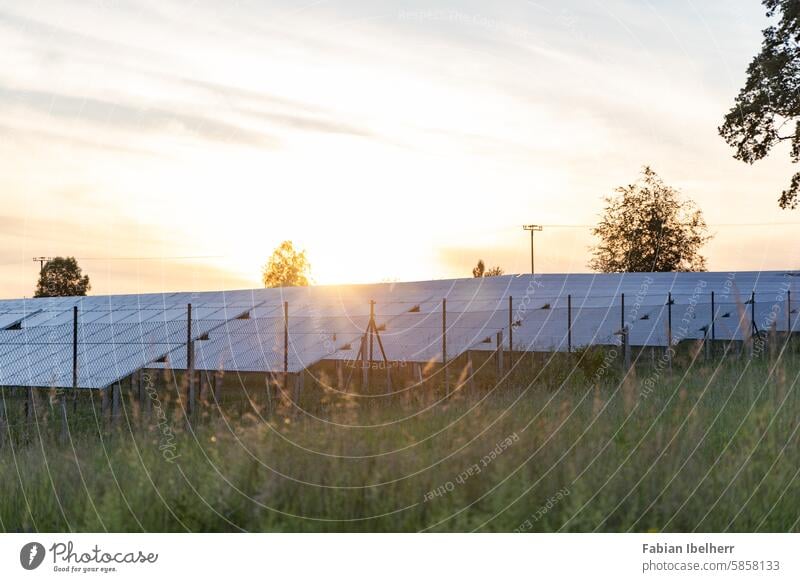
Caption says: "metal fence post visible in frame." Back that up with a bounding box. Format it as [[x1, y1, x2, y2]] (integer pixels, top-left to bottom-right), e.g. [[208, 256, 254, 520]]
[[72, 306, 78, 391], [283, 300, 290, 398], [788, 289, 793, 350], [508, 295, 514, 368], [567, 294, 572, 353], [63, 304, 77, 441], [620, 293, 629, 373], [750, 291, 756, 358], [187, 303, 195, 418], [442, 298, 448, 396], [368, 300, 375, 390], [667, 292, 673, 371]]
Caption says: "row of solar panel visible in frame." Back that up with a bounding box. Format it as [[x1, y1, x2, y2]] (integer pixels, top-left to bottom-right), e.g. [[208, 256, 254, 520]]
[[0, 272, 794, 388]]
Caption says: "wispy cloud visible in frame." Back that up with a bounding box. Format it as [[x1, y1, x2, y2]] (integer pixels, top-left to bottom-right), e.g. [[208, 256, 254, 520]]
[[0, 85, 278, 147]]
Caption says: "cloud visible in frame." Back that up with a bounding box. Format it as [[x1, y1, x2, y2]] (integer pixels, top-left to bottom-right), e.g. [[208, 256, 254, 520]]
[[0, 8, 166, 63], [171, 78, 387, 140], [0, 121, 155, 157], [0, 85, 278, 148], [240, 108, 375, 139]]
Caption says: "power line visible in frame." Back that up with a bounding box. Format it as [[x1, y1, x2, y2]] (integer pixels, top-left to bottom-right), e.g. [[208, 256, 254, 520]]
[[75, 256, 224, 261], [535, 222, 800, 229]]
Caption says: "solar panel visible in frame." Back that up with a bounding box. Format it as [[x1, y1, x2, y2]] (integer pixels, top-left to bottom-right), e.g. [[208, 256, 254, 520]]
[[0, 271, 795, 388]]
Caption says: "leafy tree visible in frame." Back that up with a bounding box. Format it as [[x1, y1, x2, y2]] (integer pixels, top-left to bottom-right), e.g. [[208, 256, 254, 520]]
[[719, 0, 800, 208], [262, 241, 311, 288], [589, 167, 711, 273], [472, 259, 503, 277], [34, 256, 91, 297]]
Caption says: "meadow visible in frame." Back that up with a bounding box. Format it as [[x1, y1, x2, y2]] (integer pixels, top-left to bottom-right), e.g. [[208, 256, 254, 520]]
[[0, 342, 798, 533]]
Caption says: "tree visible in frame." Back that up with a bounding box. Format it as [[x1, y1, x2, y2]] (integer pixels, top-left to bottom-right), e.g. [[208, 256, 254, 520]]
[[472, 259, 504, 277], [262, 241, 311, 288], [589, 167, 711, 273], [34, 256, 91, 297], [719, 0, 800, 209]]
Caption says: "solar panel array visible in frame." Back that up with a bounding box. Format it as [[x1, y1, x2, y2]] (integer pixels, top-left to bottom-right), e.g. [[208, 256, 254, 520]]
[[0, 271, 796, 389]]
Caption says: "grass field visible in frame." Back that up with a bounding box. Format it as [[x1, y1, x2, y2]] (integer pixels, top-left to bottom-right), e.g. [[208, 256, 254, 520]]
[[1, 343, 799, 532]]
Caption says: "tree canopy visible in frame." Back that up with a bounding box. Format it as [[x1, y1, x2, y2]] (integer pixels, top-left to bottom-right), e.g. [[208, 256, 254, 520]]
[[262, 241, 311, 288], [34, 256, 91, 297], [589, 167, 711, 273], [472, 259, 503, 277], [719, 0, 800, 208]]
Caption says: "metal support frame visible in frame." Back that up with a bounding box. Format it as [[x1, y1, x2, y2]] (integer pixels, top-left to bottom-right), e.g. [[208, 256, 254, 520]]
[[344, 299, 390, 392], [747, 291, 758, 358]]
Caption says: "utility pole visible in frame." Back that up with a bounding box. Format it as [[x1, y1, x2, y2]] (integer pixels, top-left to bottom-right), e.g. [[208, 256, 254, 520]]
[[33, 257, 51, 273], [522, 225, 543, 276]]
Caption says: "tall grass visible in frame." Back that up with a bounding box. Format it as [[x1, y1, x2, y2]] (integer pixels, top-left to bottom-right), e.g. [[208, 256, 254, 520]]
[[1, 345, 798, 532]]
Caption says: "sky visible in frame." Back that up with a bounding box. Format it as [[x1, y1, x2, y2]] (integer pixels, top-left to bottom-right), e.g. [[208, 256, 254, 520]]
[[0, 0, 797, 297]]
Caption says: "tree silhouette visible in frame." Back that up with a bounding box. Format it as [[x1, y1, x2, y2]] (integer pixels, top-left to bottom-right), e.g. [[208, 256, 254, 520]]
[[472, 259, 503, 277], [720, 0, 800, 208], [589, 167, 711, 273], [34, 257, 91, 297], [262, 241, 311, 288]]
